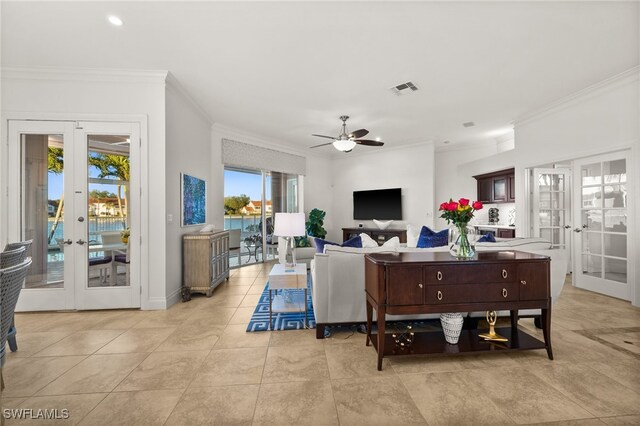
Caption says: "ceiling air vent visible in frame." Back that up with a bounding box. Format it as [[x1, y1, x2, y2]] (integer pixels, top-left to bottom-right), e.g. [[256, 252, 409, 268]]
[[463, 121, 475, 127], [390, 81, 419, 95]]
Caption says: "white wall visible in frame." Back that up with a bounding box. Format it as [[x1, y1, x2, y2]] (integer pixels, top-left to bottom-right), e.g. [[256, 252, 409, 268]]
[[433, 142, 499, 229], [329, 143, 435, 241], [164, 79, 213, 307], [0, 68, 167, 310], [514, 67, 639, 306]]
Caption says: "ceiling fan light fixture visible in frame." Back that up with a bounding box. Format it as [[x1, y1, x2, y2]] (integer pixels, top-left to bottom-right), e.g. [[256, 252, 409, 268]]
[[333, 138, 356, 152]]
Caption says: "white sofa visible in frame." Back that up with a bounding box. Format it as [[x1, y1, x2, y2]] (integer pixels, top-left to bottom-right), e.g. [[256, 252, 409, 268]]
[[310, 238, 568, 339]]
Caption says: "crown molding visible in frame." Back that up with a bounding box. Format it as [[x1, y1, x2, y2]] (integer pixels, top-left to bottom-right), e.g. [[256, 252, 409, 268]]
[[165, 72, 213, 126], [514, 65, 640, 127], [211, 122, 329, 160], [434, 138, 498, 154], [1, 66, 169, 84]]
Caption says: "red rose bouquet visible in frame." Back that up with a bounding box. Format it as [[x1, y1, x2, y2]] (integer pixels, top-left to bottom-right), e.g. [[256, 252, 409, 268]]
[[439, 198, 483, 258], [439, 198, 483, 226]]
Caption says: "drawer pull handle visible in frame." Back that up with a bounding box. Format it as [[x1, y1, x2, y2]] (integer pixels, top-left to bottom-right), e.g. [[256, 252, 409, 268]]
[[502, 269, 508, 279], [502, 288, 508, 298], [437, 290, 443, 301], [521, 280, 527, 286], [418, 283, 423, 289], [437, 271, 443, 281]]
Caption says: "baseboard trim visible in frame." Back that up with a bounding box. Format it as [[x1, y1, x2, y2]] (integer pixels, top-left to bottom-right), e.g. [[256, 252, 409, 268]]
[[166, 287, 182, 309]]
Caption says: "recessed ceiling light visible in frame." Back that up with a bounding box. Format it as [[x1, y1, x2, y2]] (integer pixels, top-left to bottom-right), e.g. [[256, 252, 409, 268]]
[[443, 140, 450, 144], [108, 15, 123, 26]]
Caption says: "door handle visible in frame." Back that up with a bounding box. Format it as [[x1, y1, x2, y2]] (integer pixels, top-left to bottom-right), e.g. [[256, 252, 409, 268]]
[[76, 239, 87, 245], [564, 225, 571, 229], [62, 239, 73, 245], [573, 228, 582, 233]]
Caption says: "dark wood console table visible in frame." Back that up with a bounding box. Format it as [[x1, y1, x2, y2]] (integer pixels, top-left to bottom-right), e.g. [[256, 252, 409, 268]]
[[342, 227, 407, 245], [364, 251, 553, 370]]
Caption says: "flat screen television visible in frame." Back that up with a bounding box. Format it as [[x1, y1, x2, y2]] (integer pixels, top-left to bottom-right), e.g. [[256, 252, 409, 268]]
[[353, 188, 402, 220]]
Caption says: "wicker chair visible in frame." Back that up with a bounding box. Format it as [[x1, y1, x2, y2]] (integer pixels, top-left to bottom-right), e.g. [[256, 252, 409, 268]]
[[3, 240, 32, 353], [0, 257, 32, 390], [0, 247, 26, 269]]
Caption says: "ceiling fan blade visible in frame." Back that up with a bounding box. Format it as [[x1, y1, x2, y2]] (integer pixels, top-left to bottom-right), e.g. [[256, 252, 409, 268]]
[[311, 133, 337, 140], [355, 139, 384, 147], [349, 129, 369, 139], [309, 141, 334, 149]]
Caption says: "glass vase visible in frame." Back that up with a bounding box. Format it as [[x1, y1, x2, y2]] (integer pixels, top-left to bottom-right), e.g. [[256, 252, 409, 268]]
[[448, 224, 476, 258]]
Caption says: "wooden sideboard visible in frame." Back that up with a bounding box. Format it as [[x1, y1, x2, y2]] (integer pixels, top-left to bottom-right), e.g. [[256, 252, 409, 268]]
[[364, 251, 552, 370], [342, 227, 407, 245], [182, 230, 230, 301]]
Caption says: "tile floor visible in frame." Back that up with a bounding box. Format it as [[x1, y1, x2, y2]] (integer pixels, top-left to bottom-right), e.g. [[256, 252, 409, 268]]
[[2, 262, 640, 425]]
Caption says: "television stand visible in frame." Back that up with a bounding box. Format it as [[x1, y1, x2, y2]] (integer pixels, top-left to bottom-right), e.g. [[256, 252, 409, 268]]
[[342, 227, 407, 245]]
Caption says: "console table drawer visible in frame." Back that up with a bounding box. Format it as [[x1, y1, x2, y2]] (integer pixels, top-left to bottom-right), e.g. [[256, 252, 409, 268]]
[[423, 264, 516, 284], [425, 282, 519, 304]]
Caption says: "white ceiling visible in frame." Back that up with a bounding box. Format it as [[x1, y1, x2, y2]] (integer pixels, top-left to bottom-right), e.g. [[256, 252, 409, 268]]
[[2, 1, 638, 153]]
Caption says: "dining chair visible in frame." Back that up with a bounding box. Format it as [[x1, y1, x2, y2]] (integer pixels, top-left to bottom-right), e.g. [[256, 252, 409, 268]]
[[0, 247, 26, 269], [0, 257, 32, 390], [2, 240, 32, 353]]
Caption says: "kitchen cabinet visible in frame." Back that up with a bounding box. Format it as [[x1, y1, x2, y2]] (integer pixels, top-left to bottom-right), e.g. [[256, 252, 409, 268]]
[[473, 168, 515, 204], [497, 228, 516, 238]]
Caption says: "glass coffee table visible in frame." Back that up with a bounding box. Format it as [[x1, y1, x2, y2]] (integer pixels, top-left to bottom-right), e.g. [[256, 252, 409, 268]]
[[268, 263, 308, 330]]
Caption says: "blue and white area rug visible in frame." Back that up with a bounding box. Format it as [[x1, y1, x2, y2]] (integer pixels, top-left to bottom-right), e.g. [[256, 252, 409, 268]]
[[246, 274, 316, 332]]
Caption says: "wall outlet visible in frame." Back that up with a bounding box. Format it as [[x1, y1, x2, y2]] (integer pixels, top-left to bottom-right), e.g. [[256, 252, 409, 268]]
[[167, 214, 173, 223]]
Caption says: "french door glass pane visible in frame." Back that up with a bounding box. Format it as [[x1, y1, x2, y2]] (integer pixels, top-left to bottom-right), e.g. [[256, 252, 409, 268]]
[[539, 210, 550, 226], [87, 135, 130, 287], [604, 210, 627, 232], [582, 186, 601, 208], [22, 134, 64, 289], [582, 210, 602, 230], [604, 258, 626, 283], [603, 234, 626, 259], [603, 159, 626, 183], [581, 163, 602, 186], [582, 232, 601, 255], [582, 254, 602, 277]]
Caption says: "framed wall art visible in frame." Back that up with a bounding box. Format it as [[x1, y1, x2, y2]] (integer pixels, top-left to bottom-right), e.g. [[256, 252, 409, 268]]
[[181, 173, 207, 227]]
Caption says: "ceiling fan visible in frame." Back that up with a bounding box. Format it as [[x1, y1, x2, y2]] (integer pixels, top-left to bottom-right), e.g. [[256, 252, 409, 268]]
[[310, 115, 384, 152]]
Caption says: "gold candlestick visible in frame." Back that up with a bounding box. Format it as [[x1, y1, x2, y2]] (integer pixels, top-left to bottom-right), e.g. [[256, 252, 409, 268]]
[[478, 310, 508, 342]]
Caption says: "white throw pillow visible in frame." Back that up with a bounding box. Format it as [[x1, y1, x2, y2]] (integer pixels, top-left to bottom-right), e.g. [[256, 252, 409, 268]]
[[360, 233, 379, 248], [382, 236, 400, 248], [406, 224, 419, 248]]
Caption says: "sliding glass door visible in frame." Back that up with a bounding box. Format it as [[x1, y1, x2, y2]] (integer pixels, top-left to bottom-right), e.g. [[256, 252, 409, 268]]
[[224, 166, 299, 267]]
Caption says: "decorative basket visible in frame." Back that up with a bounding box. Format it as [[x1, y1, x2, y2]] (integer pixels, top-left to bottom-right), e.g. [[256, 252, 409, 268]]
[[440, 313, 464, 344]]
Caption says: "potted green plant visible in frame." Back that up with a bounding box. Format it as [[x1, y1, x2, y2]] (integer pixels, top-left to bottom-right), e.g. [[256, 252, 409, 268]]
[[305, 208, 327, 240]]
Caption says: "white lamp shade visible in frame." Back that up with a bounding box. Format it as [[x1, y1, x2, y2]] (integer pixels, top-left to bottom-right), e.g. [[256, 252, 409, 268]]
[[273, 212, 306, 237]]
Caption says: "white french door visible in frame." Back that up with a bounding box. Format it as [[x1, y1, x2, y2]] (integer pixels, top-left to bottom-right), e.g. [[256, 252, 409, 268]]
[[532, 168, 572, 249], [532, 168, 572, 271], [8, 120, 140, 311], [572, 151, 633, 300]]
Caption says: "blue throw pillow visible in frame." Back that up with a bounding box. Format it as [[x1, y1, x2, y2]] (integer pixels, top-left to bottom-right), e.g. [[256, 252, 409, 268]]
[[417, 228, 448, 248], [419, 226, 435, 237], [477, 233, 496, 243], [314, 236, 362, 253], [342, 235, 362, 248]]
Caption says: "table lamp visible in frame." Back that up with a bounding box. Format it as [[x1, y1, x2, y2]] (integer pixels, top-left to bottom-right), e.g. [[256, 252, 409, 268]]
[[273, 212, 306, 264]]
